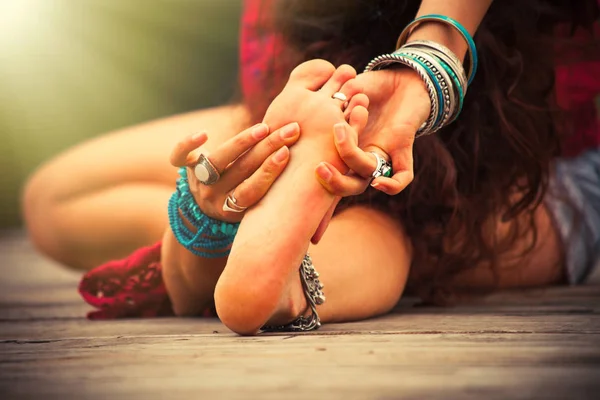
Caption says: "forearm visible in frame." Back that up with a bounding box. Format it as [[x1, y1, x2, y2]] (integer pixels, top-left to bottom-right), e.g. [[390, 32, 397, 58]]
[[408, 0, 493, 59], [162, 227, 228, 316]]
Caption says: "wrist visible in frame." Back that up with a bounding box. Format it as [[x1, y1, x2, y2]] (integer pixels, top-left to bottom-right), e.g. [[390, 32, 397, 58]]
[[406, 22, 468, 61]]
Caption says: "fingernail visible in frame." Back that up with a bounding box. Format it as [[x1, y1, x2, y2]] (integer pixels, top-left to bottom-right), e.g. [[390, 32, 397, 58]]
[[191, 132, 205, 141], [334, 123, 346, 142], [273, 146, 289, 163], [316, 162, 333, 182], [281, 122, 300, 139], [370, 181, 389, 194], [252, 123, 269, 140]]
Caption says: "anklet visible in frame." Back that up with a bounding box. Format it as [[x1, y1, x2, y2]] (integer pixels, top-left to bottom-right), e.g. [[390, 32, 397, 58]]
[[262, 253, 326, 332]]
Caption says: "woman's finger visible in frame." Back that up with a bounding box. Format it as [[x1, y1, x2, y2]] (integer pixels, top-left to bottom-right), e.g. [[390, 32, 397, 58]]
[[169, 132, 208, 167], [333, 123, 378, 178], [370, 146, 414, 195], [371, 171, 413, 195], [208, 123, 270, 172], [315, 161, 369, 197], [220, 122, 300, 188], [311, 196, 342, 245], [222, 146, 291, 216]]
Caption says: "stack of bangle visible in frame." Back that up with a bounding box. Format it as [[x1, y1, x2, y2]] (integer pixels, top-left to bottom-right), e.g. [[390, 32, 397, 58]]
[[364, 14, 477, 137], [168, 167, 239, 258]]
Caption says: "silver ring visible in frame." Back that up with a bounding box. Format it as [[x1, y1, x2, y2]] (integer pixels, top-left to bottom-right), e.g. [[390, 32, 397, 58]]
[[222, 191, 247, 213], [370, 152, 393, 179], [331, 92, 348, 102], [194, 154, 220, 185]]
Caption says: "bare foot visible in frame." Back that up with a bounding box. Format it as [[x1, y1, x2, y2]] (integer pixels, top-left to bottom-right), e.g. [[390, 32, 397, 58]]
[[214, 60, 369, 334]]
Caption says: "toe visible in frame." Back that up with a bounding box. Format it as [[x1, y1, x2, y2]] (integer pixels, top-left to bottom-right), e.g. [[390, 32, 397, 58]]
[[338, 78, 363, 102], [288, 59, 336, 91], [348, 105, 369, 133], [320, 64, 357, 96], [344, 93, 369, 119]]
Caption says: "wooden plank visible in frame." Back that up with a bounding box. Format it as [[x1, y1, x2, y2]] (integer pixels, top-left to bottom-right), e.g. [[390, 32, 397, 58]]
[[2, 229, 600, 399], [1, 334, 599, 400], [1, 311, 599, 340]]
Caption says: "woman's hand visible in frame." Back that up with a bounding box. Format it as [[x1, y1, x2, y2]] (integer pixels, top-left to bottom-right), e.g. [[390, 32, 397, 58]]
[[316, 68, 431, 196], [169, 121, 301, 222]]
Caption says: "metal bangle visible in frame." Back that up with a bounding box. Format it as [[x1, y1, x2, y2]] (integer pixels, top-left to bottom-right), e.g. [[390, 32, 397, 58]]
[[399, 48, 455, 130], [364, 53, 439, 136], [391, 52, 445, 132], [404, 43, 466, 122], [395, 15, 478, 86], [402, 40, 467, 94], [261, 253, 325, 332]]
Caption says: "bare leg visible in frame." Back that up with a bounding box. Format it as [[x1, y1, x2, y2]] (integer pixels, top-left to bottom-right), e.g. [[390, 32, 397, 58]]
[[448, 202, 565, 291], [23, 105, 249, 270]]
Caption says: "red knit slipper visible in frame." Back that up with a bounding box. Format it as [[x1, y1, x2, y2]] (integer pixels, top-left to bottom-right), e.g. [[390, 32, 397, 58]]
[[78, 242, 174, 319]]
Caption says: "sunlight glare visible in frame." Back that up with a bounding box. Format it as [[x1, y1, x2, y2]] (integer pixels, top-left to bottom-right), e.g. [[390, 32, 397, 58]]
[[0, 0, 48, 47]]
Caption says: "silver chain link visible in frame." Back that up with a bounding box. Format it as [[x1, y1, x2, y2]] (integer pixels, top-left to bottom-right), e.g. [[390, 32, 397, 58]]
[[261, 253, 325, 332]]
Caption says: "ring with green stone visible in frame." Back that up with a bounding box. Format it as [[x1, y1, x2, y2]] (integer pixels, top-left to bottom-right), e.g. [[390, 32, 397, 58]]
[[369, 151, 393, 180]]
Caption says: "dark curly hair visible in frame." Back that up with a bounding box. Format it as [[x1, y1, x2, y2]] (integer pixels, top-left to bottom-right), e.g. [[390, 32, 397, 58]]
[[245, 0, 600, 303]]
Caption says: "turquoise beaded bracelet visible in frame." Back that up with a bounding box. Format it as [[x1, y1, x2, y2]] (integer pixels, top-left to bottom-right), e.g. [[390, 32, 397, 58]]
[[168, 167, 239, 258]]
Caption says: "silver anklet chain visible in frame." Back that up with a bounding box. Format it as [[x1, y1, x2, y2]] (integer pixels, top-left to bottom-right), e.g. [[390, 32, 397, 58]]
[[261, 253, 325, 332]]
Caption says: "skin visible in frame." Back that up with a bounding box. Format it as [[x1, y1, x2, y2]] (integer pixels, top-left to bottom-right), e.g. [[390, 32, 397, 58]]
[[163, 120, 304, 316], [164, 60, 403, 334], [22, 0, 564, 336]]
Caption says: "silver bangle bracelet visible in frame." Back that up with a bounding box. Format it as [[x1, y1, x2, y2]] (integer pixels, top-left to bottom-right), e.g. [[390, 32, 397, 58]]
[[399, 48, 456, 130], [403, 40, 467, 95], [395, 17, 477, 86], [365, 53, 440, 136], [402, 44, 465, 124]]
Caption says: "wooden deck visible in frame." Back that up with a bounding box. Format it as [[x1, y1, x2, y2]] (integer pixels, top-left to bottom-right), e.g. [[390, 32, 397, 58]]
[[1, 230, 599, 399]]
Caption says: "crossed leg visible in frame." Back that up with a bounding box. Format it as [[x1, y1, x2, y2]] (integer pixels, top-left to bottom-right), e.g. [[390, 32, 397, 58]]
[[22, 105, 251, 270]]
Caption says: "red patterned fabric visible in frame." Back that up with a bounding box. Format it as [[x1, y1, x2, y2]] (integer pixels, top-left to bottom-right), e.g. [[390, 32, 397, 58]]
[[79, 242, 215, 319], [79, 242, 174, 319], [554, 19, 600, 157]]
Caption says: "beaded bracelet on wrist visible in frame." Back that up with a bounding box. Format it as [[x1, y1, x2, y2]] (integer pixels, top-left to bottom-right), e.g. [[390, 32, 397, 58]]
[[168, 167, 239, 258]]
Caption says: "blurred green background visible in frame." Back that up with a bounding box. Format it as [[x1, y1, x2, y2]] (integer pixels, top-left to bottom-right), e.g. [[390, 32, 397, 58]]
[[0, 0, 243, 227]]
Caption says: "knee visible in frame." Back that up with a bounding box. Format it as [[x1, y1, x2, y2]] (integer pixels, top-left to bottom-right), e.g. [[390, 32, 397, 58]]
[[21, 168, 64, 262]]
